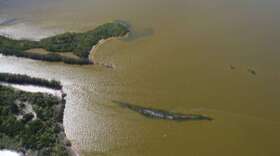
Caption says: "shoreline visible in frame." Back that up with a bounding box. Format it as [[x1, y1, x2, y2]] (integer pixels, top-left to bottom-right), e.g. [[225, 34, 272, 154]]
[[88, 32, 129, 68], [0, 21, 129, 65], [0, 73, 78, 156], [88, 37, 116, 63], [0, 82, 62, 97], [0, 72, 62, 90], [1, 85, 78, 156], [55, 90, 77, 156], [0, 47, 93, 65]]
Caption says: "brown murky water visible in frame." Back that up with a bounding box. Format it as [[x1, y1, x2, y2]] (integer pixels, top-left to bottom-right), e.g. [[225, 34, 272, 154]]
[[1, 0, 280, 155]]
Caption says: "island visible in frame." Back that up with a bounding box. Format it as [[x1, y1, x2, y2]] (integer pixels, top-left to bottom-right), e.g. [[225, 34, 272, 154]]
[[0, 22, 129, 65], [113, 101, 213, 121], [0, 73, 74, 156]]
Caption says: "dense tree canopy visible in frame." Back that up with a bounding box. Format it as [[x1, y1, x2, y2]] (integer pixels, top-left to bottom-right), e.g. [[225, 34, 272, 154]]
[[0, 85, 68, 155], [0, 73, 62, 90]]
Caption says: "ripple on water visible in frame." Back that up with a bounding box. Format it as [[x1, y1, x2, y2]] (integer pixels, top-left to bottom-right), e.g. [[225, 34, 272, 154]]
[[0, 17, 18, 26], [0, 17, 63, 41]]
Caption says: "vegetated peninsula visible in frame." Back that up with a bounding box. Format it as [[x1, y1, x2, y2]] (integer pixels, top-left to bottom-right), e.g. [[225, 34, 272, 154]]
[[0, 73, 74, 156], [0, 73, 62, 90], [0, 22, 129, 65]]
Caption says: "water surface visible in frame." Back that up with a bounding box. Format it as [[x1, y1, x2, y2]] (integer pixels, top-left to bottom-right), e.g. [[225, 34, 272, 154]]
[[1, 0, 280, 155]]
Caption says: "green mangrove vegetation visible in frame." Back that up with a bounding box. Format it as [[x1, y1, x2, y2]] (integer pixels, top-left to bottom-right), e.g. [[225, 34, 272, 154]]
[[113, 101, 213, 121], [0, 73, 62, 90], [0, 48, 92, 65], [0, 22, 129, 64], [0, 85, 70, 155]]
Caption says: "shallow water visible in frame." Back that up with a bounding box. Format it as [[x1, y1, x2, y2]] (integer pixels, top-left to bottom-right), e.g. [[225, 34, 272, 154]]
[[1, 0, 280, 156]]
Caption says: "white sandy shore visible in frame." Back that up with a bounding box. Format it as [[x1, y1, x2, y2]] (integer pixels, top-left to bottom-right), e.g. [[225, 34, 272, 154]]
[[0, 150, 23, 156], [88, 37, 115, 63], [88, 34, 129, 69], [0, 82, 62, 97], [88, 32, 129, 63]]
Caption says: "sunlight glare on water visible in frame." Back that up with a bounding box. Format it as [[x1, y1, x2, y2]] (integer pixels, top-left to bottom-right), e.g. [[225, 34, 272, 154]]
[[0, 150, 22, 156]]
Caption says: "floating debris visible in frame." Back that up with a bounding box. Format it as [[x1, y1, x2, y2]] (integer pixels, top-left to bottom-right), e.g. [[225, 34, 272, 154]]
[[230, 65, 236, 70], [248, 68, 256, 76], [113, 101, 213, 121]]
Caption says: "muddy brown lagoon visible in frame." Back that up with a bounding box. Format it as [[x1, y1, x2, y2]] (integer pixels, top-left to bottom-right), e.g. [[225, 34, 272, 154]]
[[1, 0, 280, 155]]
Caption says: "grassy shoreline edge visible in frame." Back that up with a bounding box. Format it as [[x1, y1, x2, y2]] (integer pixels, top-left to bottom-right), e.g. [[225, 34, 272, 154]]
[[0, 73, 62, 90]]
